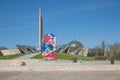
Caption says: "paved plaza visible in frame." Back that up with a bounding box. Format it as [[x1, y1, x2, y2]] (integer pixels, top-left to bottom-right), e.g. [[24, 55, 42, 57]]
[[0, 59, 120, 80], [0, 59, 120, 71], [0, 71, 120, 80]]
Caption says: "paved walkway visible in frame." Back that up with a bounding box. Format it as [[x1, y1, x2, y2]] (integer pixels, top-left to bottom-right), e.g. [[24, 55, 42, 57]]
[[1, 57, 120, 80], [0, 60, 120, 71], [0, 71, 120, 80]]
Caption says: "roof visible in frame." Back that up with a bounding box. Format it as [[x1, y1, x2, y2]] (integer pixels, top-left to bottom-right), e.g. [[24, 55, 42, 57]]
[[67, 40, 84, 48]]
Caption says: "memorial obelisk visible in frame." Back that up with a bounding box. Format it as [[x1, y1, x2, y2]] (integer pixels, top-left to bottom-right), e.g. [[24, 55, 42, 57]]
[[38, 8, 43, 53]]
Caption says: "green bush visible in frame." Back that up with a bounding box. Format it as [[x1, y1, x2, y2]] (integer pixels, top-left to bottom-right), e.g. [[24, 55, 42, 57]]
[[72, 56, 78, 62]]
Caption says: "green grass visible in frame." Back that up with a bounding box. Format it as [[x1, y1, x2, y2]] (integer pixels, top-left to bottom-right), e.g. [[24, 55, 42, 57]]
[[0, 54, 25, 60], [32, 54, 42, 59], [78, 56, 95, 61], [32, 53, 95, 61], [56, 54, 74, 60], [56, 54, 95, 61]]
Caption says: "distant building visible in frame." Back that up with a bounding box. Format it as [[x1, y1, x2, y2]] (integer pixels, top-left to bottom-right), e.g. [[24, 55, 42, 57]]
[[0, 45, 38, 56], [0, 47, 8, 56], [16, 45, 38, 54], [88, 48, 104, 56], [57, 40, 84, 55], [56, 40, 104, 57], [1, 48, 20, 56]]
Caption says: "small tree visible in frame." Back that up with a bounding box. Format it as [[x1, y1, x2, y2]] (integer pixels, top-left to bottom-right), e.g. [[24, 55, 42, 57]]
[[109, 43, 120, 60]]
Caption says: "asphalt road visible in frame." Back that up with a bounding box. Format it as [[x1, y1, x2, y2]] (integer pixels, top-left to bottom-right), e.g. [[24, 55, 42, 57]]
[[0, 71, 120, 80]]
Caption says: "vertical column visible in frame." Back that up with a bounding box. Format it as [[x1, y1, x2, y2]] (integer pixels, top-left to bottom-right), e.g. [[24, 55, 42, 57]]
[[38, 8, 43, 53]]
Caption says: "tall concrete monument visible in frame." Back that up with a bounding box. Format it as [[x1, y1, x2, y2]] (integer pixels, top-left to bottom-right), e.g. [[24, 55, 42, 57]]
[[38, 8, 43, 53]]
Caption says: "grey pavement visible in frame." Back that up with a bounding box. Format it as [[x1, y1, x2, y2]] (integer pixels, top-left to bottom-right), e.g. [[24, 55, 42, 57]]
[[0, 59, 120, 71], [0, 71, 120, 80], [1, 54, 120, 80]]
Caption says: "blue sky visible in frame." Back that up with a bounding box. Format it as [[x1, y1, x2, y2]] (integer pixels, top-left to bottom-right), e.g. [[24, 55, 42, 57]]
[[0, 0, 120, 48]]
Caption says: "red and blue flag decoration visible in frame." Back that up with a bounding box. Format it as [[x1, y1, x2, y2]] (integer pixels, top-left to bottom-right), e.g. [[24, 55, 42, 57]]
[[42, 33, 57, 60]]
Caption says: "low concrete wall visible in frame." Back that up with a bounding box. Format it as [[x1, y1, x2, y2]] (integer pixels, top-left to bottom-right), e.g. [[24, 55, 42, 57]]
[[1, 48, 20, 56]]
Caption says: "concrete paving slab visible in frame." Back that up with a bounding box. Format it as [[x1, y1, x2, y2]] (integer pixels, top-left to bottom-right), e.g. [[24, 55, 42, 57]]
[[0, 71, 120, 80]]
